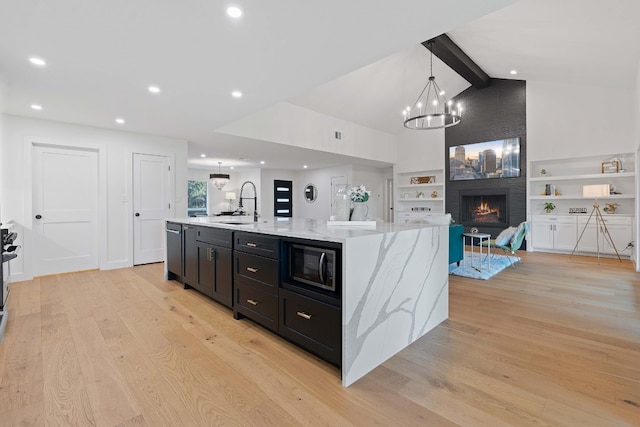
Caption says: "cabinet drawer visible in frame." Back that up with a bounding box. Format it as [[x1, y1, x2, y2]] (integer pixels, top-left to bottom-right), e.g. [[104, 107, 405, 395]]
[[235, 232, 280, 259], [279, 288, 341, 366], [196, 227, 233, 248], [234, 251, 279, 292], [577, 216, 632, 227], [235, 283, 278, 332]]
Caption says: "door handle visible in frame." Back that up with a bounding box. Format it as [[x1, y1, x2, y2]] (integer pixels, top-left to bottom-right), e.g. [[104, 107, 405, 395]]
[[135, 212, 140, 217], [247, 299, 259, 306], [246, 242, 258, 247], [35, 214, 42, 219], [165, 229, 180, 235], [246, 267, 258, 273]]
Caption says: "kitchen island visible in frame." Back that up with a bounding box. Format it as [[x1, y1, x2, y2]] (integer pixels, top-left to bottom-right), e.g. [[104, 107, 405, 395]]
[[165, 216, 449, 386]]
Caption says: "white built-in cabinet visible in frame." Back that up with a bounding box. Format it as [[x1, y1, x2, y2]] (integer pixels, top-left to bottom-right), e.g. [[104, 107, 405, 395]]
[[531, 215, 577, 251], [528, 153, 636, 258], [395, 169, 444, 223], [575, 215, 633, 255]]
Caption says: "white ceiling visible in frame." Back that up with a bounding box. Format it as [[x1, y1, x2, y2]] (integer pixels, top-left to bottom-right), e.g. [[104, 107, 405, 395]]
[[2, 0, 640, 171]]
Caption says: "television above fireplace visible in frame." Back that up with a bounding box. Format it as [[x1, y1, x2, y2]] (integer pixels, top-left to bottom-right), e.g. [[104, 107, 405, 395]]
[[449, 138, 520, 181]]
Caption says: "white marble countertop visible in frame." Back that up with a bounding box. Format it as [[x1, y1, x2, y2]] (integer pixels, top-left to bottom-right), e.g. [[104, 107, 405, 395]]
[[167, 216, 443, 243]]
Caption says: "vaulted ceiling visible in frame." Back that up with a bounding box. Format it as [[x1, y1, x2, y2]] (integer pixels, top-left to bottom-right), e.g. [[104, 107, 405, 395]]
[[1, 0, 640, 170]]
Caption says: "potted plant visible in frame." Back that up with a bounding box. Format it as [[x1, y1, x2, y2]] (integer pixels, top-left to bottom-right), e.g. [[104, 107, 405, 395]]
[[543, 202, 556, 213], [603, 203, 619, 214]]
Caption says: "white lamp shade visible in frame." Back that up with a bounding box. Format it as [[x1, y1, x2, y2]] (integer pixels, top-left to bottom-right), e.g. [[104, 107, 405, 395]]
[[582, 184, 609, 198], [225, 192, 236, 200]]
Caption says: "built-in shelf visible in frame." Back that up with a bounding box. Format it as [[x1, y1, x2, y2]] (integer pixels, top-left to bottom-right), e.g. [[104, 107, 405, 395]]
[[397, 183, 440, 189], [528, 153, 636, 256], [530, 194, 634, 200], [395, 168, 445, 221], [530, 171, 636, 182], [399, 197, 444, 202]]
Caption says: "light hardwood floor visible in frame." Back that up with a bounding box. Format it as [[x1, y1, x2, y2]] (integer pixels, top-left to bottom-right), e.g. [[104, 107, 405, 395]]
[[1, 251, 639, 426]]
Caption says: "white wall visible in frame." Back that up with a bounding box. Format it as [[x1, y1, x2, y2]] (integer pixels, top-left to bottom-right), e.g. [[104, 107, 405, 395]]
[[394, 128, 445, 173], [634, 60, 640, 270], [260, 169, 299, 218], [296, 165, 352, 220], [1, 115, 188, 281], [0, 75, 5, 223], [352, 165, 387, 220], [217, 102, 398, 165], [527, 80, 635, 161]]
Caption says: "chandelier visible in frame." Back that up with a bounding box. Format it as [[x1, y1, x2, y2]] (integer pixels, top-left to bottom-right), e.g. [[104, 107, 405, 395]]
[[210, 162, 230, 190], [403, 41, 462, 130]]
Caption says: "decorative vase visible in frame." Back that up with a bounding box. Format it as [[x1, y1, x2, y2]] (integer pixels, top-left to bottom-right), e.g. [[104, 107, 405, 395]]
[[350, 201, 369, 221], [334, 184, 351, 221]]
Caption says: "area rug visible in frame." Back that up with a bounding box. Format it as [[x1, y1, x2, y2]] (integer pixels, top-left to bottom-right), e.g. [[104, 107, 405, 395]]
[[449, 252, 520, 280]]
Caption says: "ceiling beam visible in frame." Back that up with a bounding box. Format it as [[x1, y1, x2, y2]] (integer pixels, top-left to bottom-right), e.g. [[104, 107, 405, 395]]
[[423, 34, 490, 89]]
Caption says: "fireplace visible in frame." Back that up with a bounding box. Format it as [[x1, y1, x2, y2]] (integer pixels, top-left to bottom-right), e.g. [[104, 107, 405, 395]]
[[460, 189, 508, 227]]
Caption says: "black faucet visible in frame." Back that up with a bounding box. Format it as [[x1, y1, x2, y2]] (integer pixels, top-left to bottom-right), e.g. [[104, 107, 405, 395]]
[[238, 180, 258, 222]]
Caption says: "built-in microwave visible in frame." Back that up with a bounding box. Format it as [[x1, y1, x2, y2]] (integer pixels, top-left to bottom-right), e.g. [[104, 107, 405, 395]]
[[287, 243, 336, 293]]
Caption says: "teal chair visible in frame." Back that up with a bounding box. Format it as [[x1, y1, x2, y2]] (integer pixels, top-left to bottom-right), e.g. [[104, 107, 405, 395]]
[[449, 224, 464, 266], [482, 221, 528, 267]]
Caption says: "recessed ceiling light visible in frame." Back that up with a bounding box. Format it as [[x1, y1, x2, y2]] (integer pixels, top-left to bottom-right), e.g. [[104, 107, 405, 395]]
[[148, 85, 161, 94], [231, 90, 242, 98], [227, 6, 242, 18], [303, 165, 308, 169], [200, 154, 206, 158], [510, 70, 518, 75], [31, 104, 43, 110], [115, 118, 125, 124], [29, 57, 46, 67], [260, 161, 265, 165], [230, 166, 235, 170]]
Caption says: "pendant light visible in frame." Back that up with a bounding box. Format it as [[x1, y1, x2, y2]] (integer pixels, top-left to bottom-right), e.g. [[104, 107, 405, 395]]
[[403, 40, 462, 130], [210, 162, 230, 190]]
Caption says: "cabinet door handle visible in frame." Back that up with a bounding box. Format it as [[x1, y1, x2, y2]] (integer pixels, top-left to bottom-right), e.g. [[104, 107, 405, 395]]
[[246, 267, 259, 273], [246, 242, 258, 247], [208, 247, 215, 261], [165, 229, 180, 235], [296, 311, 312, 320], [247, 299, 259, 306]]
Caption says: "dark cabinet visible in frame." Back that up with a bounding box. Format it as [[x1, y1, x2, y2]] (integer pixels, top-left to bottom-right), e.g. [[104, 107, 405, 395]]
[[279, 288, 341, 366], [195, 227, 233, 307], [233, 232, 280, 332], [182, 225, 198, 287], [165, 222, 182, 280], [168, 225, 343, 367]]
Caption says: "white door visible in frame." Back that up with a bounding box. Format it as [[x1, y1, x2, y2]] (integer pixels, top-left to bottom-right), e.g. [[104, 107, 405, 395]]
[[330, 176, 346, 215], [133, 153, 170, 265], [33, 145, 99, 276], [384, 178, 393, 223]]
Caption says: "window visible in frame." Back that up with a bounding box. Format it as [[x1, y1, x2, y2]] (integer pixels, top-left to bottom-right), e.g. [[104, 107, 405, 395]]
[[188, 180, 208, 216]]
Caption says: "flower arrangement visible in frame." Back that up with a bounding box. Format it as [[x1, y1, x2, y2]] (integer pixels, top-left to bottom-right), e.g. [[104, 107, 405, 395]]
[[603, 203, 619, 214], [348, 185, 371, 203]]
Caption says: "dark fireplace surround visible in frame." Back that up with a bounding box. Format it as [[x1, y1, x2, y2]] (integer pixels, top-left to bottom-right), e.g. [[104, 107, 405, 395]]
[[445, 79, 527, 245]]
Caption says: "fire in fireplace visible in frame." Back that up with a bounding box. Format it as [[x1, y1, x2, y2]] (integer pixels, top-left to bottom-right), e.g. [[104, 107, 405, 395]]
[[460, 193, 507, 225]]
